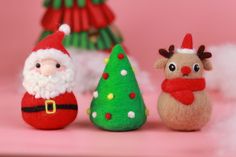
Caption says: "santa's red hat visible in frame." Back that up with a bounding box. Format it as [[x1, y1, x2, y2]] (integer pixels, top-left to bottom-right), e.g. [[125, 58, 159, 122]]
[[177, 33, 195, 54], [24, 24, 72, 70]]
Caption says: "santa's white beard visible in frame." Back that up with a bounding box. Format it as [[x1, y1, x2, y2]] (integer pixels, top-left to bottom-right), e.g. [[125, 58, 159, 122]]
[[23, 69, 75, 99]]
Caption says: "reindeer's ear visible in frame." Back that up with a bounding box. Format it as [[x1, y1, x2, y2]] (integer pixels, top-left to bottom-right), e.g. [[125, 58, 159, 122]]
[[154, 58, 168, 69], [202, 59, 213, 71]]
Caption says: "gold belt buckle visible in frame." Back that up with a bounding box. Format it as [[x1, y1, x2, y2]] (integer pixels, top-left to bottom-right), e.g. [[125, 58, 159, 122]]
[[45, 100, 56, 114]]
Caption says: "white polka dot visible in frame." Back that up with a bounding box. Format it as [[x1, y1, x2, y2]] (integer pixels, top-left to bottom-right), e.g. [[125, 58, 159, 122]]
[[93, 91, 98, 98], [121, 70, 128, 76], [92, 112, 97, 118], [128, 111, 135, 118]]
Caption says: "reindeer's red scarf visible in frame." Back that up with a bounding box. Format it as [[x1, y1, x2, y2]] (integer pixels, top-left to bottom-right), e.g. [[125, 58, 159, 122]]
[[161, 78, 205, 105]]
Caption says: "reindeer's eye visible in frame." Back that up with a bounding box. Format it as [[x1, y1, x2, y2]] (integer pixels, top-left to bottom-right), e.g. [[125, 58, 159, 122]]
[[36, 63, 41, 68], [168, 62, 176, 72], [56, 63, 61, 68], [193, 63, 200, 72]]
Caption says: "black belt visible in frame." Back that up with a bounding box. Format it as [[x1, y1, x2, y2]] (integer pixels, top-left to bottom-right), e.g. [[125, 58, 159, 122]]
[[22, 104, 78, 113]]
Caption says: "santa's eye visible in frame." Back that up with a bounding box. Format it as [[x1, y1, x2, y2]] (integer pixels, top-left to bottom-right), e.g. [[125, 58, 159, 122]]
[[36, 63, 41, 68], [193, 63, 200, 72], [168, 62, 176, 72], [56, 63, 61, 68]]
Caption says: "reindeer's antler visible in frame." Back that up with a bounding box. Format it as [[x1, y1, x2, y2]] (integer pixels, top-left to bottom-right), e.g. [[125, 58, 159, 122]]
[[159, 45, 175, 58], [197, 45, 212, 60]]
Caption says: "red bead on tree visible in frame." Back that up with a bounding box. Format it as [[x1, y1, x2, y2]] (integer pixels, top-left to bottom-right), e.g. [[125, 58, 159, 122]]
[[129, 92, 136, 99], [102, 73, 109, 80], [105, 113, 112, 120], [118, 53, 125, 60]]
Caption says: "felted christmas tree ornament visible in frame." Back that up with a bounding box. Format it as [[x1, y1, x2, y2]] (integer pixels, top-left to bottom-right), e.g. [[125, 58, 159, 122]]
[[89, 44, 147, 131], [154, 33, 213, 131], [21, 24, 78, 130], [38, 0, 152, 94]]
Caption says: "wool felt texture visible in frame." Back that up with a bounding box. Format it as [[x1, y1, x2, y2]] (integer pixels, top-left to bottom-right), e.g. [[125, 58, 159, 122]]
[[24, 49, 73, 76], [156, 33, 212, 131], [23, 24, 75, 100], [158, 91, 212, 131], [176, 33, 195, 54], [25, 24, 72, 72], [69, 48, 153, 94], [21, 92, 78, 130], [161, 78, 206, 105], [40, 0, 122, 51], [89, 44, 147, 131], [36, 25, 70, 56]]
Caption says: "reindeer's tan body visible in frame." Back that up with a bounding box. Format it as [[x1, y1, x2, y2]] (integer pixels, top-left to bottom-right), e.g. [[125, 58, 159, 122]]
[[158, 91, 212, 131], [155, 34, 213, 131]]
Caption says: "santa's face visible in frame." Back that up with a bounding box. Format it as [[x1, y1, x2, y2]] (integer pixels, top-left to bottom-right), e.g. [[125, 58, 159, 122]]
[[23, 57, 75, 99], [34, 59, 65, 76]]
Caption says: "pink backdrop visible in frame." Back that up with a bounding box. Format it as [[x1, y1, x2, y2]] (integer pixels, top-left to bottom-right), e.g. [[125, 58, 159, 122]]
[[1, 1, 236, 156], [1, 0, 236, 80]]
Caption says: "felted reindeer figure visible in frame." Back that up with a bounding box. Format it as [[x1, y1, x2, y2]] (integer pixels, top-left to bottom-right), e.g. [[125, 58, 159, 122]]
[[155, 33, 213, 131]]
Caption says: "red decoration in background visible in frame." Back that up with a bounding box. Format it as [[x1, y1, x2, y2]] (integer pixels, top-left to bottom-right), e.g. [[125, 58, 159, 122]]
[[118, 53, 125, 60], [105, 113, 112, 120], [63, 8, 72, 27], [129, 92, 136, 99], [81, 7, 90, 31], [42, 8, 63, 31], [100, 3, 115, 23], [73, 6, 82, 32], [41, 1, 115, 32], [102, 73, 109, 80]]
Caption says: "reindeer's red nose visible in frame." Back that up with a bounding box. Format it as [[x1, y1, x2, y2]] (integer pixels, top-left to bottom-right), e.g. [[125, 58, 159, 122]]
[[181, 66, 191, 75]]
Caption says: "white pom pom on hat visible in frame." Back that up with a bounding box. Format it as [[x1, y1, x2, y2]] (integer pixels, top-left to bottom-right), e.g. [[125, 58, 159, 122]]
[[59, 24, 71, 35]]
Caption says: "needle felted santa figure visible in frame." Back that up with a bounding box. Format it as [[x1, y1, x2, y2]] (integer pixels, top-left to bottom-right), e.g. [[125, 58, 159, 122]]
[[21, 24, 78, 130]]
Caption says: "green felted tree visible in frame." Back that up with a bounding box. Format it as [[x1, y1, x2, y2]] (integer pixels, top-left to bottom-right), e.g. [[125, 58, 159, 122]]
[[89, 44, 147, 131]]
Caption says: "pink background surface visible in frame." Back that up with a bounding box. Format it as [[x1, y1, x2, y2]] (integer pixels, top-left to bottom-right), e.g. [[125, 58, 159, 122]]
[[1, 0, 236, 156], [1, 0, 236, 79]]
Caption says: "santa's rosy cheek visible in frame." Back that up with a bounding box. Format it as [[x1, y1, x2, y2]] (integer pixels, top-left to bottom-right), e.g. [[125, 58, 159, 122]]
[[31, 67, 41, 73], [56, 65, 66, 72]]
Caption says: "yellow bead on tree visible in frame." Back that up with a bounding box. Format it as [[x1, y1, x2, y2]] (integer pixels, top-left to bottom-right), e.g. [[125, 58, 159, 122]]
[[132, 66, 136, 73], [107, 93, 114, 100], [86, 108, 91, 115], [145, 108, 149, 116], [104, 58, 109, 64]]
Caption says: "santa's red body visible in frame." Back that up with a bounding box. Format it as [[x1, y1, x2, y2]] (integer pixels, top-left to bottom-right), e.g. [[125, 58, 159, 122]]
[[21, 92, 78, 129]]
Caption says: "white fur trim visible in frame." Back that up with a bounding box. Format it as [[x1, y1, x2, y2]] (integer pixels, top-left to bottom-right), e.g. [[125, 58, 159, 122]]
[[59, 24, 71, 35], [177, 48, 195, 54], [24, 48, 72, 72]]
